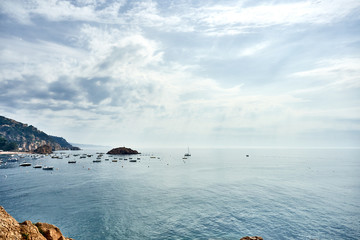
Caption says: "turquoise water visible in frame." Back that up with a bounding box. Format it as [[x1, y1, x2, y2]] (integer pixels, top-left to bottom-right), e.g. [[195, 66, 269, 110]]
[[1, 148, 359, 239]]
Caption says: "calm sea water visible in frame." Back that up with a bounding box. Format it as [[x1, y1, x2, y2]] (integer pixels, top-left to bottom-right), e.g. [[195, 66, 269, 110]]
[[0, 148, 359, 239]]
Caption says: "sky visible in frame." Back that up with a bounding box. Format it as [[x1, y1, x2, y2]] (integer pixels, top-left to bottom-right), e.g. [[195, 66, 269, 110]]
[[0, 0, 359, 148]]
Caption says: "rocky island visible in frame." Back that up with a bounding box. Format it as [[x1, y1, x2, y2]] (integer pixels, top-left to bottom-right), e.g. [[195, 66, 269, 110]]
[[107, 147, 140, 155], [0, 206, 73, 240]]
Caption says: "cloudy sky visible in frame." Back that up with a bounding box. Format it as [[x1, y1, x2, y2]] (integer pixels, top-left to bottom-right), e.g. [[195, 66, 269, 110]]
[[0, 0, 359, 148]]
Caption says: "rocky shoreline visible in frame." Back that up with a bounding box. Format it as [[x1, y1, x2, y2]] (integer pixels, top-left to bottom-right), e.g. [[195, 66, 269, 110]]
[[0, 206, 73, 240]]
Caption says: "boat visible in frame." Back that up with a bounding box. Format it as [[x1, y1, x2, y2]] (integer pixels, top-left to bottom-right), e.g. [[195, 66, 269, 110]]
[[184, 147, 191, 157], [43, 166, 54, 170], [33, 165, 42, 168], [93, 159, 101, 162], [19, 162, 31, 167], [112, 160, 118, 162], [129, 159, 137, 162], [68, 160, 76, 163]]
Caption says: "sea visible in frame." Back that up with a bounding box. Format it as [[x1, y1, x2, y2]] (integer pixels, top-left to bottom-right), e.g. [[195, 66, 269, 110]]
[[0, 148, 359, 240]]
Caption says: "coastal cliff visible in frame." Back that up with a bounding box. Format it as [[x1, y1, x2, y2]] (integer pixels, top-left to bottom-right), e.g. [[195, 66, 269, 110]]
[[0, 206, 73, 240], [0, 116, 78, 152]]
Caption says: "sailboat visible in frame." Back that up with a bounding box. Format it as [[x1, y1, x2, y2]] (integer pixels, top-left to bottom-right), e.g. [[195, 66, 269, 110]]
[[184, 147, 191, 157]]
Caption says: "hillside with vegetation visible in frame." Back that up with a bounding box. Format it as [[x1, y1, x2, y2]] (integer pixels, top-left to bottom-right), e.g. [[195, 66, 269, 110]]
[[0, 116, 77, 152]]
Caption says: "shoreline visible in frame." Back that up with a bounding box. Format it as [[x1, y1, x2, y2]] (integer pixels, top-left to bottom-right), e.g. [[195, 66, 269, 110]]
[[0, 151, 31, 155]]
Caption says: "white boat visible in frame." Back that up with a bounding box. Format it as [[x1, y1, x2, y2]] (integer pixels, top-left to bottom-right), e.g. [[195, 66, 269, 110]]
[[68, 160, 76, 163], [184, 147, 191, 157], [43, 166, 54, 170], [19, 162, 31, 167], [33, 165, 42, 168], [93, 159, 101, 162]]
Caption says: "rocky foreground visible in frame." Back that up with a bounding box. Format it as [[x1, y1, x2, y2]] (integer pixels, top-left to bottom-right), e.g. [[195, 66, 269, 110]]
[[240, 237, 263, 240], [0, 206, 73, 240]]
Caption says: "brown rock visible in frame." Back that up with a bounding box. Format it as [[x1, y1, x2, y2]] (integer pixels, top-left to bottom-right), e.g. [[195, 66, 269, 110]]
[[240, 237, 263, 240], [35, 222, 72, 240], [20, 221, 46, 240], [0, 206, 73, 240], [107, 147, 140, 155], [0, 206, 23, 239], [34, 145, 53, 154]]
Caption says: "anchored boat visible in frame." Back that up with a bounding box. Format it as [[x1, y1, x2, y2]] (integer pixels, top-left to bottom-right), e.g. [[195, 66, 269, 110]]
[[43, 166, 54, 170], [184, 147, 191, 157]]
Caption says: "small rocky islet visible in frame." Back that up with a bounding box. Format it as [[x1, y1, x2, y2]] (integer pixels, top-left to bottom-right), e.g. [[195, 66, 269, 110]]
[[106, 147, 140, 155]]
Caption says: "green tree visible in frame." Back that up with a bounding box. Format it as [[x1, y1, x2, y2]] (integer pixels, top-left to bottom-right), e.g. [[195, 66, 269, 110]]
[[0, 136, 18, 151]]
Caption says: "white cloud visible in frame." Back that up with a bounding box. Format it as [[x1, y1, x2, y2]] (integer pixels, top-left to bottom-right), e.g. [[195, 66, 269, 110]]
[[3, 0, 359, 35], [238, 42, 270, 57], [0, 0, 126, 24], [192, 0, 360, 35], [291, 57, 360, 89], [1, 0, 359, 147]]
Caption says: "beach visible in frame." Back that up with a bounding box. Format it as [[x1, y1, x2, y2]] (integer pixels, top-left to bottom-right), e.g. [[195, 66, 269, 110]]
[[0, 151, 30, 155]]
